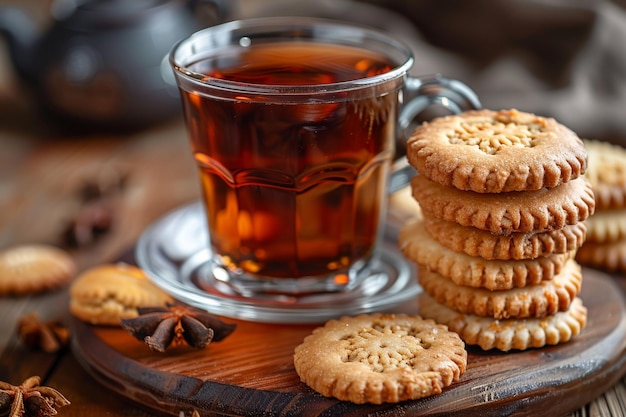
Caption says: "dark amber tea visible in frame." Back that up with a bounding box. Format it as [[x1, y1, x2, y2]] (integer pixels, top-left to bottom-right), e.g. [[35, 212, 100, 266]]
[[180, 42, 399, 281], [170, 18, 479, 297]]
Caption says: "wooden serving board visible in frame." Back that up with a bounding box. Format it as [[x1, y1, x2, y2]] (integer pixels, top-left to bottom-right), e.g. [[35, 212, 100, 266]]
[[71, 269, 626, 417]]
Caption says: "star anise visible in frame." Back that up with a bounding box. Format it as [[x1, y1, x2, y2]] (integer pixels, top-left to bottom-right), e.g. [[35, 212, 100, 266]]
[[120, 304, 237, 352], [61, 200, 114, 248], [0, 376, 70, 417], [60, 164, 129, 249], [16, 313, 70, 353], [76, 165, 129, 203]]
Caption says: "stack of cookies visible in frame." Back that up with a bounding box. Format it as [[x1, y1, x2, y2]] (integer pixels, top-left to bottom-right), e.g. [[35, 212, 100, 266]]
[[576, 139, 626, 273], [398, 109, 595, 351]]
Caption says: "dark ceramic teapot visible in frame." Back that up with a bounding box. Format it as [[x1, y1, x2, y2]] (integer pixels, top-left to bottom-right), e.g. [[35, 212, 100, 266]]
[[0, 0, 228, 130]]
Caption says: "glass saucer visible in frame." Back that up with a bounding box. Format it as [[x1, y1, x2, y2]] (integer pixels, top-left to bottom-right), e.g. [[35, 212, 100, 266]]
[[135, 202, 420, 324]]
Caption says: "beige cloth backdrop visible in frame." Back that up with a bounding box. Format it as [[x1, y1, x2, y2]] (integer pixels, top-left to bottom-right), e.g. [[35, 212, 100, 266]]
[[240, 0, 626, 144]]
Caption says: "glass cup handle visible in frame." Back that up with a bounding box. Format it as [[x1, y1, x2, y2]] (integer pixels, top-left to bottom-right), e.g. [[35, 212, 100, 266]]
[[388, 74, 482, 193]]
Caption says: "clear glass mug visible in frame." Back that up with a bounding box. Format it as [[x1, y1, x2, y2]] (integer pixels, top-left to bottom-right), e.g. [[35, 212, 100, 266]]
[[169, 17, 480, 296]]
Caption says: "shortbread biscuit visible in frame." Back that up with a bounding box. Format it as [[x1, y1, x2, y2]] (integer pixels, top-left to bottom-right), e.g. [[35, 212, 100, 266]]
[[412, 174, 595, 235], [399, 218, 573, 290], [407, 109, 587, 193], [70, 263, 173, 326], [584, 209, 626, 243], [576, 238, 626, 273], [417, 259, 582, 319], [293, 313, 467, 404], [0, 244, 76, 296], [418, 294, 587, 351], [584, 139, 626, 210], [422, 214, 586, 261]]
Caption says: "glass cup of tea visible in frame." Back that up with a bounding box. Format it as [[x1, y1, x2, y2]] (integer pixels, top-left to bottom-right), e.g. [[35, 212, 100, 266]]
[[169, 17, 480, 297]]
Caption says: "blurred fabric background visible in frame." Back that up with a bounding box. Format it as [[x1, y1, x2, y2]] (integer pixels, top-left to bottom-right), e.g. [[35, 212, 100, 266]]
[[238, 0, 626, 144], [1, 0, 625, 143]]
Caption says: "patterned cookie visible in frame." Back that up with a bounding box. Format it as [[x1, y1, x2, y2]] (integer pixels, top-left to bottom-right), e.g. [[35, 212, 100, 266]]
[[417, 259, 582, 319], [0, 244, 76, 296], [576, 238, 626, 273], [406, 109, 587, 193], [418, 294, 587, 351], [584, 139, 626, 210], [422, 214, 586, 260], [293, 313, 467, 404], [70, 263, 173, 326], [584, 209, 626, 243], [399, 218, 574, 290], [411, 174, 595, 235]]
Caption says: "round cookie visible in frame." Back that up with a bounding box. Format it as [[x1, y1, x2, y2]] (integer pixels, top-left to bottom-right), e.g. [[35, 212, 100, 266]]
[[418, 294, 587, 351], [583, 139, 626, 210], [576, 238, 626, 274], [422, 214, 586, 260], [70, 263, 173, 326], [293, 313, 467, 404], [416, 258, 582, 320], [407, 108, 588, 193], [399, 218, 574, 290], [0, 244, 76, 296], [584, 209, 626, 243], [411, 174, 595, 235]]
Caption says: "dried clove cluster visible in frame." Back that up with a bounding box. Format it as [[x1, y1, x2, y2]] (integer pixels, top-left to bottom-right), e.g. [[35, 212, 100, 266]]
[[61, 164, 129, 248], [17, 313, 70, 353], [0, 376, 70, 417], [121, 304, 237, 352]]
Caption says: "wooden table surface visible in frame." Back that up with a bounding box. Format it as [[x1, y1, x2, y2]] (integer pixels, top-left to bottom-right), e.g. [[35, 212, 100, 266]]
[[1, 106, 625, 417], [1, 54, 626, 417], [0, 102, 202, 415]]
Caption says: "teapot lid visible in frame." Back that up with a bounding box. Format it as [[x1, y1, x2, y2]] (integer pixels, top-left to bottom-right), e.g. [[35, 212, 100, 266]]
[[52, 0, 174, 29]]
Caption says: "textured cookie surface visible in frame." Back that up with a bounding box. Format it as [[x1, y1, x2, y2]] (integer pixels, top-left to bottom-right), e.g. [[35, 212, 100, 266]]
[[0, 244, 76, 295], [584, 139, 626, 210], [399, 218, 573, 290], [418, 294, 587, 351], [417, 258, 582, 319], [293, 313, 467, 404], [412, 174, 595, 234], [422, 214, 586, 261], [584, 209, 626, 243], [576, 238, 626, 273], [70, 263, 173, 326], [407, 109, 587, 193]]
